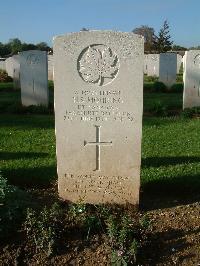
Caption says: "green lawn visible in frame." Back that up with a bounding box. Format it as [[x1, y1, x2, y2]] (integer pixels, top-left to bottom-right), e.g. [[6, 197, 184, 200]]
[[143, 92, 183, 111]]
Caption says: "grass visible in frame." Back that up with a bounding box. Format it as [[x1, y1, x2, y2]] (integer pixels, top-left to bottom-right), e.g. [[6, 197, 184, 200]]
[[143, 93, 183, 112], [142, 117, 200, 198], [0, 115, 56, 187]]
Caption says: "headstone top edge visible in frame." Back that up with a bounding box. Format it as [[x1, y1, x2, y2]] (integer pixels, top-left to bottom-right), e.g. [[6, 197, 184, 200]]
[[53, 30, 144, 43]]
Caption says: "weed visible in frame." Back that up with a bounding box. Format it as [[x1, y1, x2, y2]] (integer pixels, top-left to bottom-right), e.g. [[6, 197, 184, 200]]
[[24, 203, 64, 257]]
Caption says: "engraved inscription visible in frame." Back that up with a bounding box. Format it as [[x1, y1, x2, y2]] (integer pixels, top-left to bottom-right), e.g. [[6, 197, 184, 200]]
[[84, 125, 112, 171], [26, 54, 40, 65], [77, 44, 119, 86], [63, 174, 133, 202], [194, 54, 200, 68], [64, 89, 134, 122]]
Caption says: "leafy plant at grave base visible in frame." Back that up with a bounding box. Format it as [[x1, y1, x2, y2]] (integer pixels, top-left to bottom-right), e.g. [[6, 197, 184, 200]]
[[153, 81, 166, 92], [24, 203, 64, 257], [0, 69, 13, 83], [181, 107, 200, 118], [106, 214, 150, 265], [151, 100, 168, 116], [0, 172, 29, 239], [144, 75, 158, 83], [170, 83, 183, 93], [176, 73, 183, 83]]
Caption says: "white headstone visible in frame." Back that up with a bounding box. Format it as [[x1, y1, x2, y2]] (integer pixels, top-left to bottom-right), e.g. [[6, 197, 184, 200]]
[[147, 54, 159, 77], [183, 50, 200, 109], [5, 57, 14, 77], [0, 59, 6, 71], [143, 54, 148, 74], [53, 31, 144, 205], [19, 50, 49, 106], [159, 53, 177, 87], [48, 54, 54, 80], [12, 55, 20, 89], [177, 54, 182, 74]]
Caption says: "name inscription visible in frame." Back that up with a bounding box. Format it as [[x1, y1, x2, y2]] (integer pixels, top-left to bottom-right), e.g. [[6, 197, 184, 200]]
[[64, 89, 134, 122]]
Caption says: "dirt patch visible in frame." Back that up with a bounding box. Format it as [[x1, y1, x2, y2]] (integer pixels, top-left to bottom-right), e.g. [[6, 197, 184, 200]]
[[0, 185, 200, 265]]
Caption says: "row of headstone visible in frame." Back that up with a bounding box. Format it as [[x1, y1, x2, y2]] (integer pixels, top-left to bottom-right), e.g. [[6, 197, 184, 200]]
[[183, 50, 200, 109], [144, 53, 182, 77]]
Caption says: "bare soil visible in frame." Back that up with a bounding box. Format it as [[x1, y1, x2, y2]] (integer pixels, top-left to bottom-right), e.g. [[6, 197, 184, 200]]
[[0, 185, 200, 266]]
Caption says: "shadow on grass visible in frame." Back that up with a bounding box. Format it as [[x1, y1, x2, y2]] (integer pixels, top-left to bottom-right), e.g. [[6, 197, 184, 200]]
[[140, 173, 200, 210], [0, 151, 49, 161], [2, 165, 57, 188], [0, 114, 54, 129], [142, 156, 200, 168]]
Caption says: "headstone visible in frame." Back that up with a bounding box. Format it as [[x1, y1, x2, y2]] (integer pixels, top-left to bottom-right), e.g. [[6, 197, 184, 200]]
[[177, 54, 182, 74], [5, 57, 14, 77], [143, 54, 148, 74], [53, 31, 144, 205], [0, 58, 6, 70], [147, 54, 159, 77], [159, 53, 177, 87], [12, 55, 20, 89], [19, 50, 49, 106], [183, 50, 200, 109], [48, 54, 54, 80]]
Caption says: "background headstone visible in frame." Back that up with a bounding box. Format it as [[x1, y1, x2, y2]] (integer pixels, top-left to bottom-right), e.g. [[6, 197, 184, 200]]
[[183, 50, 200, 109], [48, 54, 54, 80], [54, 31, 144, 205], [147, 54, 159, 77], [12, 55, 20, 89], [177, 54, 182, 74], [0, 58, 6, 70], [159, 53, 177, 87], [143, 54, 148, 74], [5, 57, 14, 77], [20, 50, 49, 106]]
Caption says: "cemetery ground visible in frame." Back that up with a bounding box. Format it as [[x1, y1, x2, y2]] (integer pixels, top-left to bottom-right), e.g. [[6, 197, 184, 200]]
[[0, 80, 200, 265]]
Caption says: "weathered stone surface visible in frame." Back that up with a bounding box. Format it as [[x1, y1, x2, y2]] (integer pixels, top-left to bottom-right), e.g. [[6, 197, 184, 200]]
[[5, 57, 14, 77], [48, 54, 54, 80], [147, 54, 159, 77], [0, 59, 6, 71], [183, 50, 200, 109], [19, 50, 49, 106], [159, 53, 177, 87], [12, 55, 20, 89], [54, 31, 144, 205], [177, 54, 182, 74], [143, 54, 148, 74]]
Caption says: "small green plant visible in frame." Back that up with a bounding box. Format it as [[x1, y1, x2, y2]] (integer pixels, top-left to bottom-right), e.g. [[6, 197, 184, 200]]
[[153, 81, 167, 92], [25, 203, 64, 257], [151, 100, 168, 116], [0, 172, 28, 239], [107, 214, 149, 265], [181, 107, 200, 118]]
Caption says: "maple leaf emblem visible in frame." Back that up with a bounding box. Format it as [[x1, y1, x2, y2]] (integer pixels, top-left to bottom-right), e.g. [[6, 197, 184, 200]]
[[78, 45, 119, 86]]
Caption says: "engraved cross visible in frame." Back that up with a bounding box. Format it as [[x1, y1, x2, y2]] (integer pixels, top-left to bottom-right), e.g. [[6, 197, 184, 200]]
[[84, 125, 112, 171]]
